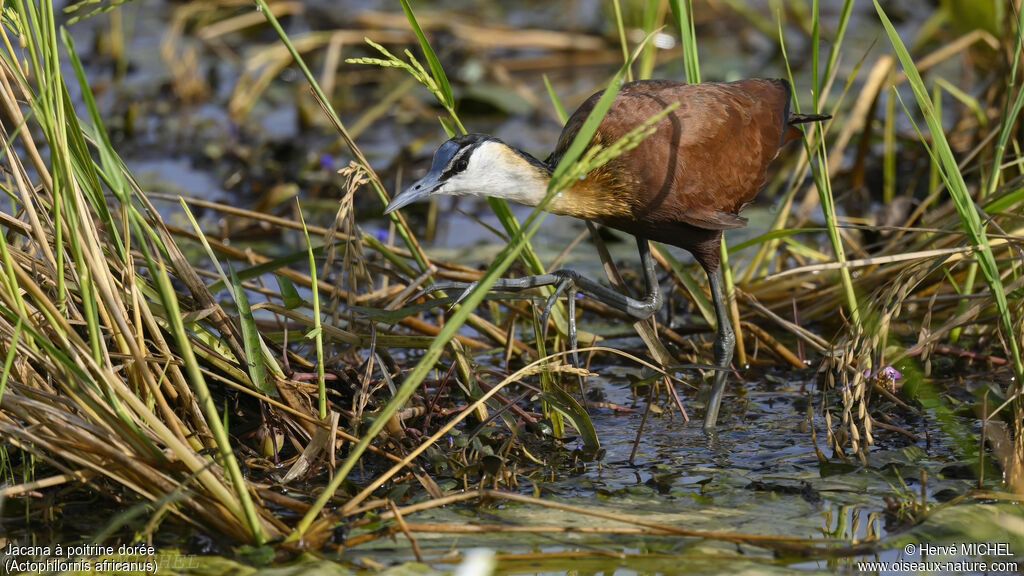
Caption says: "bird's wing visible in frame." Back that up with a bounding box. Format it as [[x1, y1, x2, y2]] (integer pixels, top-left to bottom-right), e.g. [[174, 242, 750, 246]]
[[549, 79, 791, 232], [688, 211, 749, 230], [631, 80, 790, 231]]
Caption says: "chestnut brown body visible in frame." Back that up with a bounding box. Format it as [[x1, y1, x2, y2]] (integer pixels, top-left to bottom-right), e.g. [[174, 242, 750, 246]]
[[548, 78, 804, 272]]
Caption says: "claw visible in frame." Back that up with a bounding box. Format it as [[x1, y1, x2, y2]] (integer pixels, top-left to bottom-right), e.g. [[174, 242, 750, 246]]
[[448, 281, 480, 311], [409, 282, 456, 303], [566, 285, 587, 401], [533, 274, 588, 402], [407, 280, 486, 309], [539, 277, 572, 339], [566, 287, 577, 361]]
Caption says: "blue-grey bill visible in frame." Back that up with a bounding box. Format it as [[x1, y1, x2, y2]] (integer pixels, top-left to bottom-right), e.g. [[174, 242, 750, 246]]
[[383, 174, 440, 214], [385, 138, 464, 214]]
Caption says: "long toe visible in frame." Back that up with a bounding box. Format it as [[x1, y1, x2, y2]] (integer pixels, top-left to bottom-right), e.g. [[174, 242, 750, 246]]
[[410, 281, 469, 303], [566, 288, 588, 401], [449, 281, 481, 310], [539, 277, 573, 335]]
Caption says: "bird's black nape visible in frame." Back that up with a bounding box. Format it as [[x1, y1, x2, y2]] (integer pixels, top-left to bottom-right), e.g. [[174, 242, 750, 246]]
[[452, 133, 550, 175], [449, 133, 495, 147]]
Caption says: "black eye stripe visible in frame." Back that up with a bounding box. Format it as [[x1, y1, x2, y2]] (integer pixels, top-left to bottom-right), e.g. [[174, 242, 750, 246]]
[[447, 147, 471, 171], [439, 143, 477, 181]]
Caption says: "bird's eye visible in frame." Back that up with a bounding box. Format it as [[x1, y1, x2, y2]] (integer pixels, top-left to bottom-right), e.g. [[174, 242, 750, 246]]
[[454, 157, 469, 172]]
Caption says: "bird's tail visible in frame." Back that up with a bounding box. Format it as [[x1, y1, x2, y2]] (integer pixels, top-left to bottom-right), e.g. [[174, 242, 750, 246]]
[[788, 113, 832, 125]]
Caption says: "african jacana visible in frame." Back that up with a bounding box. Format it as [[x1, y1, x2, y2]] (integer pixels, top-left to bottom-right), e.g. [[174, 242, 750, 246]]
[[385, 78, 829, 430]]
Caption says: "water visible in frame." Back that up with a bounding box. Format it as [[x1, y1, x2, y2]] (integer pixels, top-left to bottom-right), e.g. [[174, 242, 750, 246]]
[[339, 364, 1016, 574]]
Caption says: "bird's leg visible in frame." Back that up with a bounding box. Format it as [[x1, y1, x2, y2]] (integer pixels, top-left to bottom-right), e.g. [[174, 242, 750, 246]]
[[634, 236, 663, 318], [420, 236, 663, 352], [702, 267, 736, 431], [536, 274, 586, 397], [417, 237, 663, 403], [538, 274, 575, 363]]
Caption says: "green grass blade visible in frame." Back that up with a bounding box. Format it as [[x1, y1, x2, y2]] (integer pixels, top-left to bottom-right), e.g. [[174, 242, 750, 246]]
[[612, 0, 633, 81], [61, 28, 128, 204], [983, 184, 1024, 214], [0, 318, 22, 402], [950, 5, 1023, 343], [399, 0, 453, 108], [811, 0, 820, 108], [875, 0, 1022, 381], [541, 386, 600, 452], [550, 79, 623, 183], [179, 198, 282, 382], [543, 74, 568, 124], [297, 201, 327, 421], [728, 228, 827, 253], [779, 14, 861, 324], [823, 0, 855, 89], [985, 3, 1024, 199], [933, 77, 986, 126], [228, 263, 275, 397], [151, 258, 267, 544], [638, 0, 660, 80], [276, 275, 303, 309], [670, 0, 701, 83]]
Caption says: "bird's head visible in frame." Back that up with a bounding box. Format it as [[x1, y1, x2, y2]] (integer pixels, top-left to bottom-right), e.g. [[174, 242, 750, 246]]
[[384, 133, 551, 214]]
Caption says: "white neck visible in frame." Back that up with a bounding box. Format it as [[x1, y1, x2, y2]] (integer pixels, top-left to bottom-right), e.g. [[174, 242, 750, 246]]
[[448, 141, 552, 207]]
